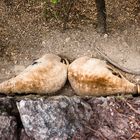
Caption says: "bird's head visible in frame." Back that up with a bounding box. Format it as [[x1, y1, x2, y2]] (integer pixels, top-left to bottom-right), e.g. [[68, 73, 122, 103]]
[[33, 53, 69, 65]]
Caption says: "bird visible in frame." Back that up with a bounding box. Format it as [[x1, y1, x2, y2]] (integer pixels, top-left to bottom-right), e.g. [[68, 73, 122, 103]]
[[0, 54, 69, 95], [68, 56, 140, 96]]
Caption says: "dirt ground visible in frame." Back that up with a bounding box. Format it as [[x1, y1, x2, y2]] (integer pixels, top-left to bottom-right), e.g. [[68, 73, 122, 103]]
[[0, 0, 140, 96]]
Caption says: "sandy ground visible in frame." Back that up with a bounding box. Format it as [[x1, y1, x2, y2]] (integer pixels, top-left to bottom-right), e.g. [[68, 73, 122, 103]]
[[0, 0, 140, 96]]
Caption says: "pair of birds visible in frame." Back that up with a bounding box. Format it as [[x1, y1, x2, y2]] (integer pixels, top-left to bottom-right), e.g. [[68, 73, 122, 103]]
[[0, 53, 139, 96]]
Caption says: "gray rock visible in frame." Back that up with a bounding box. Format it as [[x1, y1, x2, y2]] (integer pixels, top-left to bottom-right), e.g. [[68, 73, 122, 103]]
[[0, 97, 34, 140], [0, 97, 18, 140], [0, 115, 17, 140], [87, 96, 140, 140], [20, 129, 34, 140], [0, 97, 18, 116], [17, 96, 140, 140], [17, 96, 93, 140], [0, 96, 139, 140]]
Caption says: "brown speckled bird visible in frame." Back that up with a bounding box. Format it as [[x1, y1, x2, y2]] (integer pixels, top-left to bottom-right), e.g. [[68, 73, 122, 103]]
[[68, 56, 140, 96], [0, 54, 68, 95]]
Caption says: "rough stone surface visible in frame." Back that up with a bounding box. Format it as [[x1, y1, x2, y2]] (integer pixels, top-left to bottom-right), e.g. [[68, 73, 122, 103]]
[[0, 97, 28, 140], [0, 96, 140, 139], [0, 97, 17, 116], [17, 96, 93, 140], [17, 96, 140, 140], [0, 97, 18, 140], [87, 97, 140, 140], [20, 129, 34, 140], [0, 115, 17, 140]]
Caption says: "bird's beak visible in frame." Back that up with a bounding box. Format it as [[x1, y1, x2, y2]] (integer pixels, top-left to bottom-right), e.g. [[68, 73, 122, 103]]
[[61, 58, 69, 65]]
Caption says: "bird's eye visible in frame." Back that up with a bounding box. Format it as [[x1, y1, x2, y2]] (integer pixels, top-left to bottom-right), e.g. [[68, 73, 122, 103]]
[[32, 61, 38, 65], [107, 67, 122, 79]]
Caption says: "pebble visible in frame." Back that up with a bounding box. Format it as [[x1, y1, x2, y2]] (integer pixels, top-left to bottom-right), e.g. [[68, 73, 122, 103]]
[[65, 37, 70, 43], [104, 34, 108, 38]]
